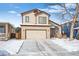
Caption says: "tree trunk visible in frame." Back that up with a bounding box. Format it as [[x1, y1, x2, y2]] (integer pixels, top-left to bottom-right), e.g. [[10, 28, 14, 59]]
[[70, 22, 74, 40]]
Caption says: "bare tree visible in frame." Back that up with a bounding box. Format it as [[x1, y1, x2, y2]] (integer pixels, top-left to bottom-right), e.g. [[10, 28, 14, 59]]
[[47, 3, 79, 40], [70, 3, 79, 40]]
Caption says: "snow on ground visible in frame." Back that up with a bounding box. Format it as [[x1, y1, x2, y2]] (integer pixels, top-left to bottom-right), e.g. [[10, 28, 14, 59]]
[[51, 38, 79, 52], [0, 41, 6, 47], [0, 39, 24, 54]]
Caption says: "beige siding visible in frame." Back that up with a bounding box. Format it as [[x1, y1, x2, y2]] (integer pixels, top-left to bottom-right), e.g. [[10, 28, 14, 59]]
[[22, 12, 49, 25], [22, 12, 36, 25], [5, 24, 15, 40], [5, 24, 9, 40]]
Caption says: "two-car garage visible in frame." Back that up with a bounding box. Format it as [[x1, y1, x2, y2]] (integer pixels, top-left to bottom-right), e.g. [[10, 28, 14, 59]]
[[21, 26, 50, 39], [26, 30, 46, 39]]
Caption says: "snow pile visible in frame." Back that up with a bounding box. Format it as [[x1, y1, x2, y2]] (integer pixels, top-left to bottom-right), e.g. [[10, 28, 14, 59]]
[[51, 38, 79, 52], [0, 39, 24, 54]]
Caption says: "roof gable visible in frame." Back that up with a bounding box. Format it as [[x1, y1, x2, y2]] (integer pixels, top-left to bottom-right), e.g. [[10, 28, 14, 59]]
[[21, 9, 50, 16], [49, 20, 61, 26]]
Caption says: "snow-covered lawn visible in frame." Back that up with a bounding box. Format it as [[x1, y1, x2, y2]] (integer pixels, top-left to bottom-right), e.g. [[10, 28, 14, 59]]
[[0, 39, 24, 54], [51, 38, 79, 52], [0, 41, 7, 47]]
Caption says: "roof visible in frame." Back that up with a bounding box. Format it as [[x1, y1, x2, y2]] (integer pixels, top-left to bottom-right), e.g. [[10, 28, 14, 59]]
[[0, 22, 15, 29], [61, 19, 79, 25], [21, 9, 50, 16], [74, 27, 79, 29], [61, 20, 72, 25], [49, 20, 61, 26]]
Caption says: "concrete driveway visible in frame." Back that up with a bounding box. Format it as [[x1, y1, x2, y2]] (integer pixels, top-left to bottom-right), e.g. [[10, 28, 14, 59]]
[[16, 39, 76, 56]]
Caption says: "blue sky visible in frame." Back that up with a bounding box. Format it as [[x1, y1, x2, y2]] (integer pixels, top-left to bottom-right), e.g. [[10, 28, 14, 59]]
[[0, 3, 76, 27]]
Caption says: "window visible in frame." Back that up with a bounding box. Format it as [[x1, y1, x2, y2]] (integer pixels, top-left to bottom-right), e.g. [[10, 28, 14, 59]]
[[25, 16, 29, 22], [0, 26, 5, 33], [38, 16, 47, 24]]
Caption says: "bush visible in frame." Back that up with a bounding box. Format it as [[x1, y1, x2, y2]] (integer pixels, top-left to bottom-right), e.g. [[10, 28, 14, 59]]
[[15, 27, 21, 33]]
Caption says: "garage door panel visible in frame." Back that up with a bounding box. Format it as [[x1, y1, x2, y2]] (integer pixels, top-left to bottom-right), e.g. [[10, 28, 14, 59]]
[[26, 30, 46, 39]]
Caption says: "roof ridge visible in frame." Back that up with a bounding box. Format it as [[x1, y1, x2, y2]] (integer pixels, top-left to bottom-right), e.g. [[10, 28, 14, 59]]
[[21, 8, 50, 16]]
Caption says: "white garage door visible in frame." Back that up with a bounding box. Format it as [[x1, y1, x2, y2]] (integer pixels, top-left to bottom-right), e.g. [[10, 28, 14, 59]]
[[26, 30, 46, 39]]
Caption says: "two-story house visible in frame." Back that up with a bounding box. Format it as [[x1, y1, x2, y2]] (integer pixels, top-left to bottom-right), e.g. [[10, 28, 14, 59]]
[[21, 9, 61, 39]]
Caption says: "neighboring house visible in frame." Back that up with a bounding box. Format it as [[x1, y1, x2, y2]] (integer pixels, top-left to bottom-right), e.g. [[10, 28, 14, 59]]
[[61, 20, 79, 38], [61, 21, 71, 37], [0, 22, 15, 40], [21, 9, 61, 39]]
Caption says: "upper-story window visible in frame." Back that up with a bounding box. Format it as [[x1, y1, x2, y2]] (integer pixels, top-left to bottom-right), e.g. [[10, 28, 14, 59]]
[[25, 16, 29, 22], [38, 16, 47, 24]]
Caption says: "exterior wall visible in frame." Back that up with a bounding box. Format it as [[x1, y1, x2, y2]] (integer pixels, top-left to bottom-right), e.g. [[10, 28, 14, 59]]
[[5, 24, 14, 40], [49, 20, 62, 38], [21, 26, 50, 39], [57, 26, 62, 38], [22, 12, 36, 25], [37, 13, 49, 25], [61, 22, 71, 37], [50, 27, 62, 38], [22, 12, 49, 25], [5, 24, 9, 40]]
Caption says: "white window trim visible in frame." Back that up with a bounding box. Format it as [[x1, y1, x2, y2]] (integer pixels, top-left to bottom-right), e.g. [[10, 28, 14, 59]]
[[25, 16, 29, 23], [38, 16, 47, 24]]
